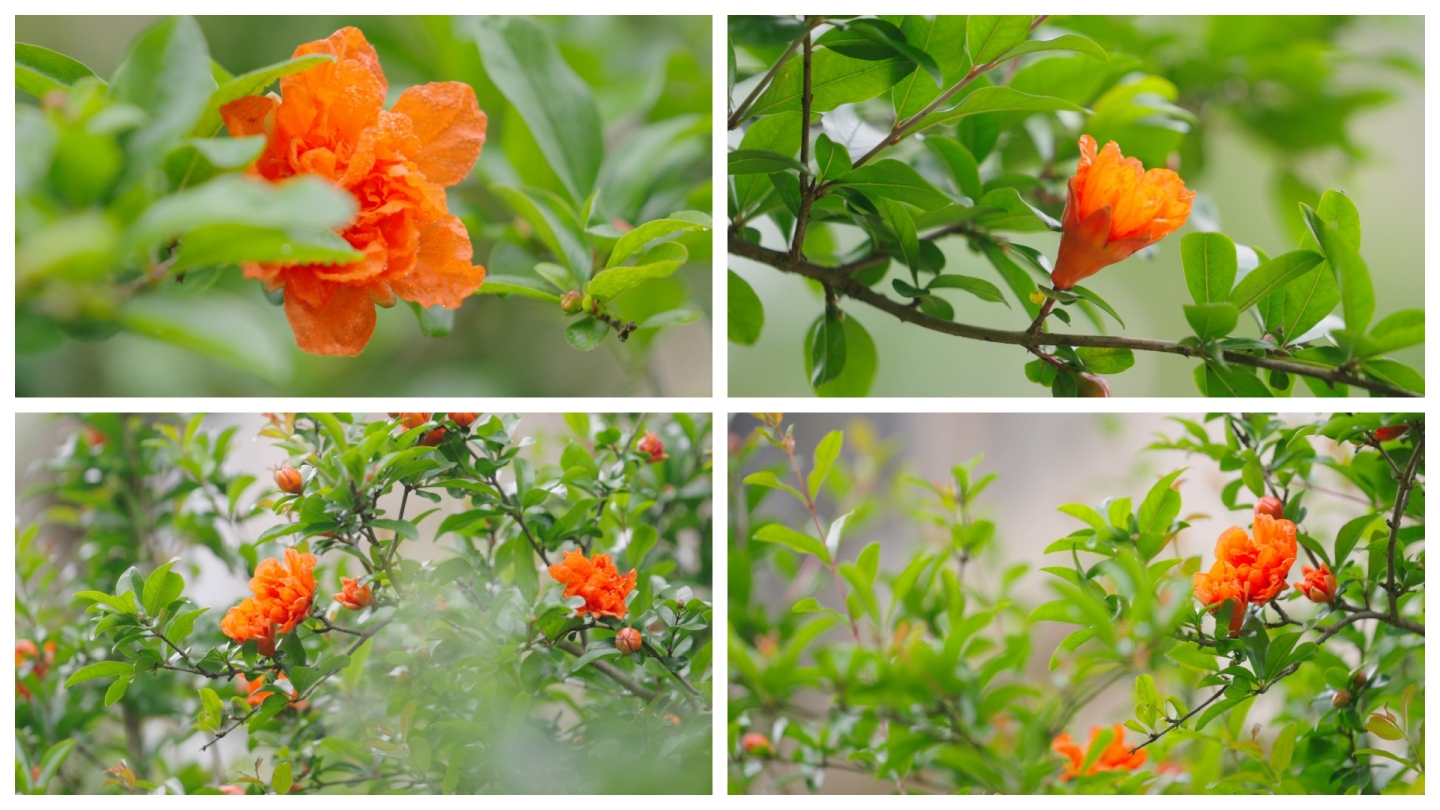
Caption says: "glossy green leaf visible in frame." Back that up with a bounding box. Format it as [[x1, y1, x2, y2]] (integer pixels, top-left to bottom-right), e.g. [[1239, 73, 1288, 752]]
[[750, 49, 915, 117], [926, 137, 982, 201], [754, 523, 831, 565], [474, 16, 602, 202], [838, 159, 952, 210], [732, 113, 801, 215], [728, 270, 765, 345], [929, 274, 1008, 306], [891, 15, 970, 120], [1185, 302, 1239, 342], [564, 316, 609, 351], [814, 134, 852, 183], [808, 431, 844, 498], [809, 309, 848, 388], [65, 660, 135, 688], [728, 148, 812, 176], [967, 16, 1034, 65], [1229, 249, 1324, 311], [586, 241, 688, 299], [475, 275, 562, 303], [1077, 347, 1135, 375], [1301, 200, 1373, 334], [875, 198, 921, 276], [606, 213, 711, 269], [1182, 231, 1238, 305], [1205, 363, 1272, 398], [995, 34, 1108, 65], [16, 43, 98, 96], [804, 313, 877, 397], [491, 185, 591, 279], [920, 86, 1087, 131]]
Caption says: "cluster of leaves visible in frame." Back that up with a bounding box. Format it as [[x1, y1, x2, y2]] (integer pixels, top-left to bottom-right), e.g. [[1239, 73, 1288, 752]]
[[17, 15, 711, 391], [726, 15, 1420, 397], [18, 413, 713, 794], [728, 413, 1423, 794]]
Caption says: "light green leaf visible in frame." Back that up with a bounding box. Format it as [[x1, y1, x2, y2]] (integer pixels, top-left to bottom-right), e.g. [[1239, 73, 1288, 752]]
[[967, 15, 1035, 65], [838, 159, 952, 210], [564, 316, 608, 351], [65, 660, 135, 688], [728, 270, 764, 345], [476, 275, 562, 303], [109, 16, 217, 187], [1185, 302, 1239, 342], [808, 431, 844, 497], [750, 50, 916, 117], [1229, 250, 1324, 311], [995, 34, 1107, 65], [1182, 231, 1238, 305], [919, 86, 1086, 131], [17, 43, 98, 96], [585, 242, 688, 300], [491, 184, 591, 279], [754, 523, 831, 565], [606, 213, 711, 269], [119, 294, 293, 384]]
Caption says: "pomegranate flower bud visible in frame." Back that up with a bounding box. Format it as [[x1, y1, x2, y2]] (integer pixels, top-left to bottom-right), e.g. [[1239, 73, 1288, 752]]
[[1298, 564, 1337, 604], [421, 428, 446, 447], [1374, 425, 1409, 442], [741, 732, 773, 757], [615, 627, 642, 655], [637, 431, 667, 463], [448, 412, 478, 428], [560, 291, 583, 313], [274, 465, 304, 495], [1254, 496, 1284, 520], [1075, 372, 1111, 398], [1333, 690, 1351, 708]]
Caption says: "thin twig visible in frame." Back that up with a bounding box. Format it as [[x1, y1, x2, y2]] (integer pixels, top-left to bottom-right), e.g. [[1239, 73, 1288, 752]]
[[1385, 430, 1423, 621], [555, 640, 661, 701], [727, 21, 815, 129], [728, 238, 1416, 397]]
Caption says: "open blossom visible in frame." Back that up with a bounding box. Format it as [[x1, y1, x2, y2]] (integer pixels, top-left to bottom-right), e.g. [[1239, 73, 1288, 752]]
[[1051, 135, 1194, 290], [236, 672, 307, 709], [1052, 723, 1147, 780], [547, 550, 637, 619], [1192, 513, 1297, 634], [333, 577, 373, 610], [221, 549, 318, 654], [1298, 563, 1337, 604], [220, 27, 487, 356]]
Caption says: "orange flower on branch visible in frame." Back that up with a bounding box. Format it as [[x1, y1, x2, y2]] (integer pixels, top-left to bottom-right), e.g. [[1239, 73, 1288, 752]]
[[547, 550, 637, 619], [741, 732, 773, 757], [1052, 723, 1147, 780], [333, 577, 373, 610], [220, 27, 487, 356], [1050, 135, 1194, 290], [221, 549, 318, 654], [16, 639, 56, 699], [1192, 513, 1297, 635], [236, 672, 308, 709], [637, 431, 667, 463], [1298, 563, 1337, 604]]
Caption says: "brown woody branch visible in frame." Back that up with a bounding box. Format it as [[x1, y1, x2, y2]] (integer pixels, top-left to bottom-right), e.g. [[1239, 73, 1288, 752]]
[[729, 238, 1416, 397]]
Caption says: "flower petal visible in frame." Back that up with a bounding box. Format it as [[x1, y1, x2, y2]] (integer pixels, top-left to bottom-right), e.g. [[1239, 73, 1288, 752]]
[[390, 215, 486, 309], [391, 82, 487, 187], [220, 95, 276, 138], [283, 281, 377, 356]]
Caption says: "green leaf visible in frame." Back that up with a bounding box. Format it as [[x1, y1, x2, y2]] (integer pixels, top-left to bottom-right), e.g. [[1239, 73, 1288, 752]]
[[104, 677, 132, 707], [1365, 309, 1424, 355], [754, 524, 831, 565], [16, 43, 98, 96], [976, 187, 1061, 232], [808, 431, 844, 497], [809, 309, 848, 388], [1070, 285, 1124, 328], [804, 313, 876, 397], [142, 560, 183, 618], [126, 175, 357, 255], [1229, 250, 1325, 311], [891, 15, 970, 120], [606, 213, 710, 269], [585, 242, 688, 299], [814, 134, 852, 183], [981, 243, 1039, 317], [838, 159, 952, 210], [474, 17, 602, 202], [728, 148, 811, 176], [1182, 232, 1238, 305], [732, 113, 801, 215], [930, 274, 1008, 306], [1077, 347, 1134, 375], [627, 525, 658, 568], [491, 185, 590, 278], [995, 34, 1108, 65], [272, 760, 293, 796], [1365, 715, 1404, 741], [742, 471, 805, 504], [109, 16, 217, 187], [1185, 302, 1239, 342], [636, 308, 701, 330], [65, 660, 135, 688], [1205, 363, 1272, 398], [728, 270, 765, 345], [1301, 200, 1373, 335], [184, 134, 265, 169], [192, 53, 334, 136], [1137, 469, 1185, 536], [476, 275, 562, 303], [840, 18, 943, 85], [920, 86, 1086, 131], [171, 224, 362, 272], [926, 137, 982, 201], [343, 638, 373, 690], [119, 295, 293, 384], [409, 301, 456, 338], [36, 739, 77, 790], [875, 198, 921, 275], [1361, 359, 1424, 395], [750, 50, 916, 117], [967, 16, 1034, 65], [564, 317, 609, 351], [167, 607, 208, 644]]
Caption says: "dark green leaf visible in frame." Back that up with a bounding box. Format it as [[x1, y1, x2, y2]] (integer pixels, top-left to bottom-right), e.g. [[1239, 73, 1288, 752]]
[[875, 198, 921, 275], [838, 159, 952, 210], [929, 274, 1008, 306], [751, 50, 915, 117], [728, 270, 765, 345], [804, 313, 877, 397], [1182, 232, 1238, 305], [565, 316, 608, 351], [728, 148, 812, 176], [809, 309, 848, 388], [967, 16, 1034, 65]]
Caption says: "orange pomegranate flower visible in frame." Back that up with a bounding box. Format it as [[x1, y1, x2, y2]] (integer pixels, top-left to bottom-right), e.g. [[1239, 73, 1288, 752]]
[[16, 639, 56, 699], [1192, 513, 1297, 634], [333, 577, 373, 610], [1051, 135, 1195, 290], [1298, 563, 1337, 604], [1053, 723, 1147, 780], [221, 549, 318, 654], [220, 27, 488, 355], [236, 673, 308, 709], [547, 550, 638, 619]]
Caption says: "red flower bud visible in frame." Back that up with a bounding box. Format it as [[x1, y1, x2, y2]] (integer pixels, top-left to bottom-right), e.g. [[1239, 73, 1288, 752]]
[[1298, 563, 1337, 604], [741, 732, 773, 757], [560, 290, 583, 313], [637, 431, 667, 463], [398, 413, 431, 430], [1333, 690, 1351, 708], [1374, 425, 1409, 442], [421, 428, 446, 447], [274, 465, 304, 495], [615, 627, 642, 655], [1255, 496, 1284, 520], [1353, 670, 1369, 687], [448, 412, 478, 428], [82, 425, 108, 448], [332, 577, 373, 610], [1076, 372, 1111, 398]]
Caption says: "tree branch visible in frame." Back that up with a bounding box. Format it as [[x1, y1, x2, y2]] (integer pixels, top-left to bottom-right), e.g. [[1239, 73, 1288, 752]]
[[727, 21, 815, 129], [729, 238, 1416, 397], [555, 640, 660, 701], [1385, 429, 1423, 621]]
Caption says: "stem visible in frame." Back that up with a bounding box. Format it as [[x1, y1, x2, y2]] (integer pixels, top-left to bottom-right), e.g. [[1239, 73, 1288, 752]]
[[1385, 429, 1423, 621], [728, 237, 1416, 397], [780, 429, 861, 643], [555, 640, 661, 701], [641, 640, 706, 701], [1128, 685, 1229, 754], [788, 25, 815, 265], [727, 21, 814, 129]]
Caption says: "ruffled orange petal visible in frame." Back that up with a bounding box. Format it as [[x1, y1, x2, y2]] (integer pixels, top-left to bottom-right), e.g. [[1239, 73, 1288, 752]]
[[283, 281, 378, 356], [390, 215, 486, 309], [220, 95, 277, 138], [391, 82, 488, 187]]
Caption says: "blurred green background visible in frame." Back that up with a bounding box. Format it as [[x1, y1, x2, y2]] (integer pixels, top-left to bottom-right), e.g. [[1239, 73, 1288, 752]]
[[729, 16, 1423, 397], [17, 16, 712, 397]]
